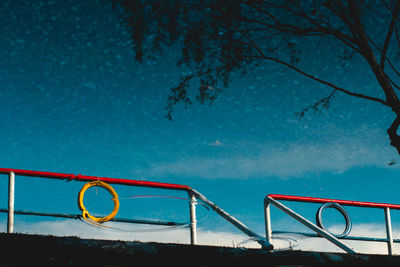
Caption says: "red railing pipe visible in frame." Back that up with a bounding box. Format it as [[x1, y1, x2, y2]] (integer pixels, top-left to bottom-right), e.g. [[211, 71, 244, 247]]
[[268, 194, 400, 210], [1, 168, 269, 248], [0, 168, 191, 191]]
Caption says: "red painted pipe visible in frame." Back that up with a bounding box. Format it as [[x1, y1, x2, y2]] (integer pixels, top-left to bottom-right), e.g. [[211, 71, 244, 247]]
[[268, 194, 400, 210], [0, 168, 191, 191]]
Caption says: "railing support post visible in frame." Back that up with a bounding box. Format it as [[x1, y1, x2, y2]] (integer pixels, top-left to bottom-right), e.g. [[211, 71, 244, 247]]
[[7, 171, 15, 234], [385, 207, 394, 255], [189, 193, 197, 245], [264, 200, 272, 244]]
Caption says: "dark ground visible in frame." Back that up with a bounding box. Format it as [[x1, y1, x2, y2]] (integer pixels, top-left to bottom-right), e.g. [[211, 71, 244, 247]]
[[1, 233, 400, 266]]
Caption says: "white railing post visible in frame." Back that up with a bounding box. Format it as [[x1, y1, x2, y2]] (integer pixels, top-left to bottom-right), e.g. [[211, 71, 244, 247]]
[[385, 207, 394, 255], [264, 200, 272, 244], [189, 193, 197, 245], [7, 171, 15, 233]]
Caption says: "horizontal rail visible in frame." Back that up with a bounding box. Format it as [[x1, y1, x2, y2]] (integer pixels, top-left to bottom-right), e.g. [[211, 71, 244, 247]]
[[266, 194, 400, 255], [0, 209, 186, 226], [268, 194, 400, 210], [0, 168, 191, 191], [1, 168, 272, 249]]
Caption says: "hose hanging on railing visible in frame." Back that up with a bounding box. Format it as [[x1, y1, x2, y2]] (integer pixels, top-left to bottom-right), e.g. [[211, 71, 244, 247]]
[[315, 202, 352, 238], [79, 194, 209, 232], [78, 181, 119, 223]]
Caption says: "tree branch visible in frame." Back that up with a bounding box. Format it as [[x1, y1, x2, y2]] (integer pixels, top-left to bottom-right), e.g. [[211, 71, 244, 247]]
[[242, 46, 386, 106], [395, 23, 400, 48], [265, 55, 385, 104], [235, 15, 330, 37], [380, 0, 400, 70], [388, 113, 400, 154], [390, 78, 400, 91], [244, 1, 361, 53], [347, 0, 400, 108], [295, 89, 337, 117], [366, 34, 400, 77]]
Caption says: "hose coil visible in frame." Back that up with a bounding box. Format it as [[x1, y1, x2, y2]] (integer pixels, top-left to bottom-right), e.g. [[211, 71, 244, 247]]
[[316, 202, 352, 238], [78, 181, 119, 223]]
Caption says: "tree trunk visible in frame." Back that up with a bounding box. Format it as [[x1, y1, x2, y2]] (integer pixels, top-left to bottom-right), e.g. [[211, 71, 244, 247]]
[[387, 114, 400, 154]]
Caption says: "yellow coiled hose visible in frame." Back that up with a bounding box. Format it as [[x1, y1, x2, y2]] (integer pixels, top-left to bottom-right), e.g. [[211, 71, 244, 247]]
[[78, 181, 119, 223]]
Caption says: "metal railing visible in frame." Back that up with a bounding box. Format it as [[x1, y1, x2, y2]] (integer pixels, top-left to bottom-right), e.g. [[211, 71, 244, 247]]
[[264, 194, 400, 255], [0, 168, 271, 248]]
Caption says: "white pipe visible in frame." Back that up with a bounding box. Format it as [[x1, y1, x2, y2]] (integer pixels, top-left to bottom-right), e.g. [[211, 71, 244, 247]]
[[264, 201, 272, 244], [385, 207, 394, 255], [189, 193, 197, 245], [7, 172, 15, 233]]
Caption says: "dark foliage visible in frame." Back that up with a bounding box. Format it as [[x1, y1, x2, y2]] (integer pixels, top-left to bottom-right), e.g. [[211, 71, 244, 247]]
[[111, 0, 400, 154]]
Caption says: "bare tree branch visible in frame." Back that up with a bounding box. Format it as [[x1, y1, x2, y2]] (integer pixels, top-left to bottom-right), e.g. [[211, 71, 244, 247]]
[[380, 0, 400, 70], [295, 89, 337, 117], [256, 54, 386, 105], [388, 114, 400, 154], [245, 1, 362, 53], [346, 0, 400, 108], [390, 78, 400, 91], [240, 34, 387, 106], [366, 34, 400, 77]]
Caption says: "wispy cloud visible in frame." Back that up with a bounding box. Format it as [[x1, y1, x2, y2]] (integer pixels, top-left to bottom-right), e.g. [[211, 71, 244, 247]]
[[208, 140, 223, 147], [145, 128, 397, 179], [0, 219, 260, 248]]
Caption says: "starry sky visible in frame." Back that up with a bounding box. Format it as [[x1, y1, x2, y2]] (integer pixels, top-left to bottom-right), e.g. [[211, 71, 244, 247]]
[[1, 0, 400, 252]]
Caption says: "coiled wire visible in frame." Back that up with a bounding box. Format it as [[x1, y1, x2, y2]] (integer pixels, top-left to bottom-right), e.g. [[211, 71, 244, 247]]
[[78, 181, 119, 223], [315, 202, 352, 238]]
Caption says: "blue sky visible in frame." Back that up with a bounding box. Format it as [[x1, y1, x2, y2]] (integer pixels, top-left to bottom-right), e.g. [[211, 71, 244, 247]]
[[1, 0, 400, 252]]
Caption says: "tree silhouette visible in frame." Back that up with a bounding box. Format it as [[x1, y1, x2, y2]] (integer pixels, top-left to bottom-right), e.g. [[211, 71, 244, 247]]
[[111, 0, 400, 154]]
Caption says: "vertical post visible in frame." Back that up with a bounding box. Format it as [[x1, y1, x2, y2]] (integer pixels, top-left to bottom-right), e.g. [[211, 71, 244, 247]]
[[264, 200, 272, 244], [189, 193, 197, 245], [7, 171, 15, 234], [385, 207, 394, 255]]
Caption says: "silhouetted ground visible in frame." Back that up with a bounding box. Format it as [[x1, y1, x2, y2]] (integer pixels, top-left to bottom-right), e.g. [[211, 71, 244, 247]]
[[1, 233, 400, 266]]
